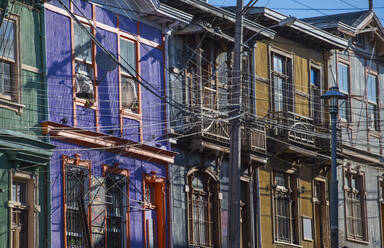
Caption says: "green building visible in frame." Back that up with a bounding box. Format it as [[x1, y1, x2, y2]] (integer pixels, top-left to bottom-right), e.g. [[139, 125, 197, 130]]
[[0, 1, 54, 248]]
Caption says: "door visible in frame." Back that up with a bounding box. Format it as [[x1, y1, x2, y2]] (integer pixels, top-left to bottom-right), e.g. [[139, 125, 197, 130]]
[[144, 176, 166, 248], [314, 180, 329, 248]]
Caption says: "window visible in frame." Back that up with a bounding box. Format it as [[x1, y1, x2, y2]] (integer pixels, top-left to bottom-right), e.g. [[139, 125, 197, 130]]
[[120, 38, 138, 114], [273, 172, 298, 244], [74, 23, 94, 100], [271, 53, 293, 113], [338, 62, 350, 121], [0, 17, 20, 104], [63, 160, 90, 248], [105, 172, 128, 248], [9, 171, 38, 248], [367, 73, 379, 131], [344, 169, 367, 241], [310, 67, 321, 123], [187, 169, 221, 247]]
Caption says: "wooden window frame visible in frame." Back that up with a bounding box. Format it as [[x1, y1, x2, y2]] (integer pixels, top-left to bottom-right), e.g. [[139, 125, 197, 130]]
[[308, 62, 323, 124], [118, 34, 141, 120], [8, 169, 39, 248], [336, 60, 351, 124], [72, 20, 97, 108], [343, 166, 368, 243], [102, 164, 130, 248], [0, 14, 23, 113], [312, 177, 330, 248], [62, 154, 92, 248], [269, 47, 294, 115], [271, 170, 299, 245], [186, 168, 222, 248]]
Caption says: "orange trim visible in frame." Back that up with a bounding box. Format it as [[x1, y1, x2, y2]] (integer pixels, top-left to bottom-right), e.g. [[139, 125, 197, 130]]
[[102, 164, 130, 248], [143, 174, 166, 248], [62, 154, 92, 248], [41, 121, 177, 164], [92, 4, 99, 133]]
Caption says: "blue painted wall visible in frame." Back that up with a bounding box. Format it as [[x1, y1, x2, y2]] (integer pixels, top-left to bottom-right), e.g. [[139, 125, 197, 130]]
[[45, 2, 169, 247]]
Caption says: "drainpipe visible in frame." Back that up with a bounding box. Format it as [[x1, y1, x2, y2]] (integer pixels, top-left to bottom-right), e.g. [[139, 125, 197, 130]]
[[38, 3, 50, 248]]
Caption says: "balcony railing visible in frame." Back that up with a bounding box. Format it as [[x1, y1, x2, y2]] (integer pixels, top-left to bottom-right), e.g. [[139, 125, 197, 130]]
[[269, 111, 316, 146]]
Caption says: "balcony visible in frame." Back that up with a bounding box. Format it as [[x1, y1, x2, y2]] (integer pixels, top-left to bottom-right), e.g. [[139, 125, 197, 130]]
[[268, 111, 342, 154]]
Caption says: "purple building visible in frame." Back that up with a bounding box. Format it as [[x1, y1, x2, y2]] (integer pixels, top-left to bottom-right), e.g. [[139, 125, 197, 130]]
[[41, 1, 190, 247]]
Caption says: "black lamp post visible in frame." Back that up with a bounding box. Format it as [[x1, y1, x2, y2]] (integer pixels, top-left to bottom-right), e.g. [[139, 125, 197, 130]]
[[321, 86, 347, 248]]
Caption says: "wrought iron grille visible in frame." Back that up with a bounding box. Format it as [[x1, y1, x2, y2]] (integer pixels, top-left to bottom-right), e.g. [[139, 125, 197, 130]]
[[65, 164, 89, 248], [106, 173, 126, 248]]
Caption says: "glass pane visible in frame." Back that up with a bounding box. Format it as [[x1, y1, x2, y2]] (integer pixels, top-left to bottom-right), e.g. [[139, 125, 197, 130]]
[[368, 103, 377, 129], [120, 38, 136, 75], [275, 173, 287, 187], [310, 68, 319, 86], [339, 99, 348, 120], [74, 23, 92, 62], [338, 63, 349, 93], [367, 74, 377, 103], [274, 76, 284, 112], [0, 60, 12, 97], [121, 76, 138, 112], [75, 61, 94, 99], [273, 55, 283, 73], [0, 20, 15, 60]]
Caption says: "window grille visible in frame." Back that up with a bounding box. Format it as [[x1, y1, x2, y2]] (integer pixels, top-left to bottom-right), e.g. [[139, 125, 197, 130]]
[[105, 173, 127, 248], [65, 164, 89, 248], [187, 170, 220, 247]]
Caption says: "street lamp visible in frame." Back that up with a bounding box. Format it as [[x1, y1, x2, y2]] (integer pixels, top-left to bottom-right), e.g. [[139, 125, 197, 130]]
[[321, 86, 347, 248]]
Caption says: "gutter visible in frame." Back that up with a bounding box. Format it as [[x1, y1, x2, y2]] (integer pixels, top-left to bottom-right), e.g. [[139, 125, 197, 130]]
[[248, 7, 348, 49]]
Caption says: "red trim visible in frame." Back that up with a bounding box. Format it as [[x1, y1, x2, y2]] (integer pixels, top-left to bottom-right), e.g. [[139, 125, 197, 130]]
[[142, 173, 166, 248]]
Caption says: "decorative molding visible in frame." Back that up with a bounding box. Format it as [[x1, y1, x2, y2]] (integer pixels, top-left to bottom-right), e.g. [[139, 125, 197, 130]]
[[41, 121, 176, 164]]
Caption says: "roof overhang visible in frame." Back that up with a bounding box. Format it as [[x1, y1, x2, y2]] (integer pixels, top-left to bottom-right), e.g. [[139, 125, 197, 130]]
[[41, 121, 177, 165], [0, 129, 55, 166], [131, 0, 193, 26], [247, 7, 348, 50], [159, 0, 276, 39]]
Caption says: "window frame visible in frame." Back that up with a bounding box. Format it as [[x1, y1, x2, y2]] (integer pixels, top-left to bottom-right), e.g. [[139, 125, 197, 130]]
[[72, 20, 97, 108], [0, 14, 22, 113], [337, 61, 351, 123], [102, 164, 130, 248], [118, 35, 141, 119], [62, 154, 92, 248], [186, 167, 222, 247], [8, 169, 39, 248], [366, 72, 379, 131], [269, 47, 294, 114], [272, 170, 299, 245], [343, 166, 368, 243], [309, 62, 323, 124]]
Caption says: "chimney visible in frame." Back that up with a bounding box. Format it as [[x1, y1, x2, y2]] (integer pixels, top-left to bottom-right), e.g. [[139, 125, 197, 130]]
[[369, 0, 373, 10]]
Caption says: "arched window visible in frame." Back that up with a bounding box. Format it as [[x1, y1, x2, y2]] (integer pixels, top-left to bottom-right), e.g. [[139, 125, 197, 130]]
[[187, 168, 221, 247]]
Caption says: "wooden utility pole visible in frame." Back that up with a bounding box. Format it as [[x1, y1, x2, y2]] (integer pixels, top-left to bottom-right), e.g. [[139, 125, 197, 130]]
[[228, 0, 243, 247]]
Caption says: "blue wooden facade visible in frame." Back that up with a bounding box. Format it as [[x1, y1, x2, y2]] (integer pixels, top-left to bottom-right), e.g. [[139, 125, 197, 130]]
[[41, 0, 188, 247]]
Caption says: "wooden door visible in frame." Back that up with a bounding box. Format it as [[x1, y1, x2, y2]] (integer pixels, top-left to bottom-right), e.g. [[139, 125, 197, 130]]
[[144, 176, 166, 248]]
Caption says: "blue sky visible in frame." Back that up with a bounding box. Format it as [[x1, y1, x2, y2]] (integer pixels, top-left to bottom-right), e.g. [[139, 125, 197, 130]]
[[208, 0, 384, 24]]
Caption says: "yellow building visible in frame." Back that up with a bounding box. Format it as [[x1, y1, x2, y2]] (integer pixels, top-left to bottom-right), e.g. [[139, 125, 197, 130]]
[[245, 8, 348, 248]]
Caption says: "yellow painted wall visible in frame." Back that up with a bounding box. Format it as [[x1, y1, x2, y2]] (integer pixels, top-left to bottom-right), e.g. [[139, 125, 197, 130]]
[[259, 168, 273, 246], [255, 42, 270, 117]]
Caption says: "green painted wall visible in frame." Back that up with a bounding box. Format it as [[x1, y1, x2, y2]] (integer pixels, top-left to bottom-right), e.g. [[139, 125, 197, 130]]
[[0, 1, 49, 248]]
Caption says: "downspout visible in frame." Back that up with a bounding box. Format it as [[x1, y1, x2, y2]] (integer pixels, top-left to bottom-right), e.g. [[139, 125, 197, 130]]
[[39, 4, 50, 248]]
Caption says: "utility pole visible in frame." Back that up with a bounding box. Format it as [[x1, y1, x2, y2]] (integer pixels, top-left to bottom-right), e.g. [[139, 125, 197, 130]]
[[228, 0, 243, 247]]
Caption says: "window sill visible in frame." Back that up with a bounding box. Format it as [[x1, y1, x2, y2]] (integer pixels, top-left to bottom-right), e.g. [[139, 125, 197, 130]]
[[346, 236, 369, 245], [0, 98, 24, 114], [75, 98, 97, 110], [273, 241, 302, 248], [121, 109, 141, 120], [7, 200, 28, 210], [368, 130, 381, 138]]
